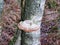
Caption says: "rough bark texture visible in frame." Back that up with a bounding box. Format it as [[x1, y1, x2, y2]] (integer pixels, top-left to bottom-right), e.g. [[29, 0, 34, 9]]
[[0, 0, 21, 45], [41, 0, 60, 45], [21, 0, 46, 45]]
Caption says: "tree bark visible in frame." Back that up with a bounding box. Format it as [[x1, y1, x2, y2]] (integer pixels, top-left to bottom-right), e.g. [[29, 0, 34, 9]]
[[0, 0, 4, 35], [21, 0, 46, 45], [0, 0, 21, 45]]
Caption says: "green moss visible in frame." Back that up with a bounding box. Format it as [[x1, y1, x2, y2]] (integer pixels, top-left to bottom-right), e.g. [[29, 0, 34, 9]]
[[47, 0, 57, 9], [52, 27, 58, 30], [50, 26, 58, 33]]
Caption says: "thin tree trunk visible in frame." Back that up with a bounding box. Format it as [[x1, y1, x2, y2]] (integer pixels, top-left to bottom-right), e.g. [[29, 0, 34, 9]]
[[0, 0, 4, 35], [0, 0, 4, 15], [14, 0, 22, 45], [21, 0, 46, 45]]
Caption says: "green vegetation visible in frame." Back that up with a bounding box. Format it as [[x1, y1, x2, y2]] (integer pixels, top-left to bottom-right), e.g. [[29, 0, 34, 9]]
[[47, 0, 57, 9]]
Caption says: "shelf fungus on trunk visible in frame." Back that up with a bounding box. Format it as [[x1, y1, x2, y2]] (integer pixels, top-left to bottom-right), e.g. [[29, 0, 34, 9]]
[[18, 20, 40, 32], [18, 0, 46, 45]]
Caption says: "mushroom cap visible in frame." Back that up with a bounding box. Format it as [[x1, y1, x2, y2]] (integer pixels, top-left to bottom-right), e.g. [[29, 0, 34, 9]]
[[18, 20, 40, 32]]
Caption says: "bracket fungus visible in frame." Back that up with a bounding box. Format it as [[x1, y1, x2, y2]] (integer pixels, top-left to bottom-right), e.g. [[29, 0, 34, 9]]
[[18, 20, 40, 32]]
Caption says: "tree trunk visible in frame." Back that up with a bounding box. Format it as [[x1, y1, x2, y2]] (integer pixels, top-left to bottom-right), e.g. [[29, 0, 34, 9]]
[[21, 0, 46, 45], [0, 0, 4, 36]]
